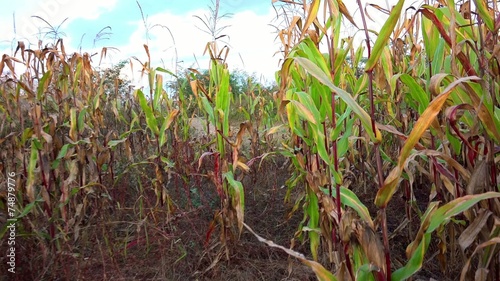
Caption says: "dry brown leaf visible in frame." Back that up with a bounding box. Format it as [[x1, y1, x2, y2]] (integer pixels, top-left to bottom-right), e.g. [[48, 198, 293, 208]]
[[460, 237, 500, 281], [459, 1, 471, 19], [458, 208, 492, 250], [243, 222, 336, 281], [466, 160, 489, 195], [338, 0, 357, 27], [353, 219, 386, 275]]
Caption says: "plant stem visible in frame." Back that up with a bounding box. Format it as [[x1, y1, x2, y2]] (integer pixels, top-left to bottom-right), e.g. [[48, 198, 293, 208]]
[[356, 0, 391, 279]]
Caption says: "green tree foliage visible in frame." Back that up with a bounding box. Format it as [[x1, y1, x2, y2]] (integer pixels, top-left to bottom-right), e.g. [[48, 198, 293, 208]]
[[97, 60, 132, 99]]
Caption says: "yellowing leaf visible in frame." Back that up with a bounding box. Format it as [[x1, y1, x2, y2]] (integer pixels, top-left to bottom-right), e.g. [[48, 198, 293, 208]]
[[289, 100, 317, 125], [265, 124, 284, 137], [338, 0, 358, 27], [300, 0, 320, 41], [375, 75, 480, 208]]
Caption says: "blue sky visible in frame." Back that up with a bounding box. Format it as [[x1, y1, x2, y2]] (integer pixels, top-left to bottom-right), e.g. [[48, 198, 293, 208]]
[[1, 0, 285, 85], [0, 0, 399, 86]]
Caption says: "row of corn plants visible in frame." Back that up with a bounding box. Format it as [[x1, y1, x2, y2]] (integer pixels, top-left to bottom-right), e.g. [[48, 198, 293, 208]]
[[0, 39, 133, 279], [264, 0, 500, 280], [0, 35, 225, 278], [187, 41, 254, 260], [0, 6, 279, 277]]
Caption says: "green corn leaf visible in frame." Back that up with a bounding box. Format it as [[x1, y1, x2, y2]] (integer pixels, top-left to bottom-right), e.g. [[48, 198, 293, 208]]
[[136, 89, 159, 136], [148, 68, 155, 93], [52, 143, 73, 169], [77, 108, 87, 134], [431, 39, 446, 74], [201, 95, 215, 124], [0, 197, 42, 240], [293, 56, 382, 143], [324, 186, 374, 228], [26, 139, 39, 203], [21, 128, 34, 145], [311, 123, 330, 165], [56, 143, 72, 160], [153, 72, 162, 112], [155, 66, 177, 77], [337, 132, 349, 159], [397, 74, 429, 114], [406, 202, 439, 260], [161, 156, 175, 168], [394, 193, 500, 280], [365, 0, 405, 72], [289, 100, 317, 125], [37, 71, 52, 100], [473, 0, 494, 31], [330, 108, 352, 140], [107, 138, 127, 149], [356, 264, 378, 281], [93, 91, 101, 111], [73, 62, 82, 91], [307, 187, 320, 261], [445, 126, 462, 155], [69, 107, 77, 141], [296, 91, 323, 124], [216, 67, 231, 135], [16, 198, 44, 219], [421, 10, 440, 60], [159, 109, 179, 148], [392, 233, 432, 281], [427, 192, 500, 233], [299, 37, 330, 74], [224, 171, 245, 234]]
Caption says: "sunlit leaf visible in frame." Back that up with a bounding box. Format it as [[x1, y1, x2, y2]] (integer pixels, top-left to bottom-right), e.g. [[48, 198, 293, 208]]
[[289, 100, 317, 125], [301, 0, 320, 40], [365, 0, 405, 72], [427, 192, 500, 233], [136, 89, 159, 136]]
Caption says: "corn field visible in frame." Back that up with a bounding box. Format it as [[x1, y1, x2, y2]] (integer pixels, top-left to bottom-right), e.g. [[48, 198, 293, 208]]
[[1, 0, 499, 280]]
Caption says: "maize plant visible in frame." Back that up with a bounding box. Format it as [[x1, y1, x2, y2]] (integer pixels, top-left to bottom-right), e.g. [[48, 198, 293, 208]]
[[189, 40, 250, 261], [269, 0, 500, 280]]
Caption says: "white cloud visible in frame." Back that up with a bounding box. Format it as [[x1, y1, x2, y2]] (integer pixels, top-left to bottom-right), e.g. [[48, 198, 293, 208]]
[[106, 8, 212, 86], [1, 0, 117, 49], [112, 7, 282, 87], [225, 9, 282, 82]]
